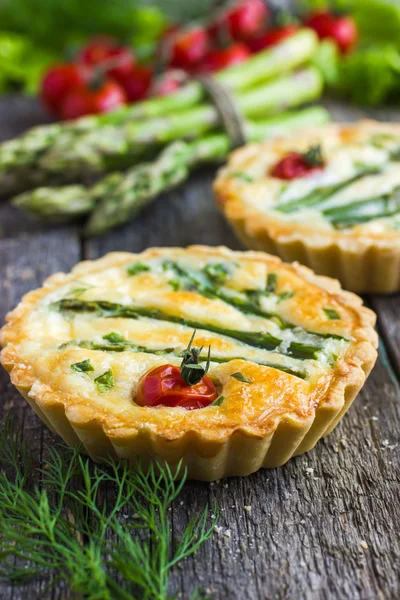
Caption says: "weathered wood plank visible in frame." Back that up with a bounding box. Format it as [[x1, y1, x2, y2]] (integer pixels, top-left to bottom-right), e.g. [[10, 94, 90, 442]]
[[0, 201, 81, 600], [0, 95, 399, 600], [370, 297, 400, 380]]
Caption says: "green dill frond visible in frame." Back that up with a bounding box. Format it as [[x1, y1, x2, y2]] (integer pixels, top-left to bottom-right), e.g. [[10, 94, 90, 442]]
[[0, 418, 218, 599]]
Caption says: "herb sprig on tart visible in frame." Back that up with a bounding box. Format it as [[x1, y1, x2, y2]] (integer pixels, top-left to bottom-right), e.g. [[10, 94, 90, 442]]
[[0, 246, 378, 480], [215, 120, 400, 293]]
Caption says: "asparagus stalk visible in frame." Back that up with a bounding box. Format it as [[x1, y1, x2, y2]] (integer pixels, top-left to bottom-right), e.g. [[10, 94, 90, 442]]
[[0, 29, 318, 187], [7, 67, 323, 198], [324, 190, 400, 227], [276, 167, 382, 214], [13, 107, 330, 231], [53, 298, 323, 360], [67, 338, 307, 379]]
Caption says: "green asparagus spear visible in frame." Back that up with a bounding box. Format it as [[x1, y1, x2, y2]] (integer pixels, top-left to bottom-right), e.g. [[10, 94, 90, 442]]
[[0, 29, 318, 188], [53, 298, 323, 360], [40, 68, 323, 177], [13, 107, 330, 228], [65, 338, 307, 380]]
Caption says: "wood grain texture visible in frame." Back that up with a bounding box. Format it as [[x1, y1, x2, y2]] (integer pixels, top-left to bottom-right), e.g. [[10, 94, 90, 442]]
[[0, 95, 399, 600]]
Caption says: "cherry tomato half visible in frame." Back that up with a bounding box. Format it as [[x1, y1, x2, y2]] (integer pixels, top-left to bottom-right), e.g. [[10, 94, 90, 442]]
[[41, 63, 87, 114], [305, 11, 358, 54], [136, 364, 218, 410], [271, 152, 324, 180]]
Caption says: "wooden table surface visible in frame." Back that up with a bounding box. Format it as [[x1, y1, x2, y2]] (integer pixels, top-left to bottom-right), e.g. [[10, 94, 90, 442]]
[[0, 96, 399, 600]]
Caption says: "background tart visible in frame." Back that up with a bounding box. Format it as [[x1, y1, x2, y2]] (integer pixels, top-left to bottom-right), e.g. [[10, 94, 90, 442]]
[[214, 120, 400, 294], [0, 246, 377, 480]]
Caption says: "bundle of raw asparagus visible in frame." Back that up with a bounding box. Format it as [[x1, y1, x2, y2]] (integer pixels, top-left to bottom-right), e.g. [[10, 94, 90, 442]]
[[3, 30, 330, 236]]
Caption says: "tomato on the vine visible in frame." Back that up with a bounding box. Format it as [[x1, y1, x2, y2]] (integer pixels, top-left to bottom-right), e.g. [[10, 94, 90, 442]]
[[136, 364, 218, 410], [41, 64, 87, 114], [305, 11, 358, 54], [248, 25, 298, 53], [80, 36, 135, 79], [209, 0, 269, 42], [271, 145, 325, 180], [199, 43, 251, 74], [59, 79, 126, 120], [116, 64, 153, 102], [152, 69, 186, 97], [169, 26, 210, 71]]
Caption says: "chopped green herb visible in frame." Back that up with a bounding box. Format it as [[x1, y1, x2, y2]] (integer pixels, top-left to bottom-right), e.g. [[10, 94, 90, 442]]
[[266, 273, 277, 293], [162, 260, 175, 272], [69, 285, 91, 297], [230, 372, 252, 384], [212, 395, 225, 406], [302, 144, 324, 167], [103, 332, 125, 344], [180, 330, 211, 386], [323, 307, 341, 320], [127, 262, 150, 276], [278, 291, 295, 302], [203, 262, 232, 285], [71, 359, 94, 373], [94, 369, 114, 393], [168, 278, 181, 291], [231, 171, 254, 183]]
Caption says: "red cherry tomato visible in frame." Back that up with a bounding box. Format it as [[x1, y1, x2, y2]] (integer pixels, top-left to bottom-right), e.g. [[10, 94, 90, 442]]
[[152, 69, 186, 97], [169, 26, 210, 71], [305, 11, 358, 54], [115, 64, 153, 102], [271, 152, 324, 180], [41, 63, 87, 114], [210, 0, 269, 42], [59, 79, 126, 120], [199, 43, 251, 74], [249, 25, 298, 53], [80, 36, 135, 79], [136, 364, 218, 410]]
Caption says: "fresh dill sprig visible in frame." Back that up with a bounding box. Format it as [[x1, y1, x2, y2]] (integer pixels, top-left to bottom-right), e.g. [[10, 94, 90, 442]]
[[0, 416, 218, 599]]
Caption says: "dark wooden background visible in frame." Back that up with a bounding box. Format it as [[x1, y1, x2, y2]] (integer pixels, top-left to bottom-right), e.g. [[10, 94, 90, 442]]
[[0, 95, 399, 600]]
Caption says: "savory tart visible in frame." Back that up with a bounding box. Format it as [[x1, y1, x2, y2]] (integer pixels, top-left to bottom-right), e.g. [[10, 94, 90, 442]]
[[0, 246, 377, 480], [215, 120, 400, 293]]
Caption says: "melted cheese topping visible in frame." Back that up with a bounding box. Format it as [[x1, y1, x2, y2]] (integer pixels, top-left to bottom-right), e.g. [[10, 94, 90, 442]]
[[221, 122, 400, 234], [1, 247, 363, 436]]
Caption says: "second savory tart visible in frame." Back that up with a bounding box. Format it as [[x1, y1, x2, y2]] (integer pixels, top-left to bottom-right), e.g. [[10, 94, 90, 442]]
[[0, 246, 377, 480], [214, 120, 400, 293]]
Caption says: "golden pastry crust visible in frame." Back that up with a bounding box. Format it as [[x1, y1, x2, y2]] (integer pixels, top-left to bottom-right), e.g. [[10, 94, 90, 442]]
[[0, 246, 378, 480], [214, 120, 400, 293]]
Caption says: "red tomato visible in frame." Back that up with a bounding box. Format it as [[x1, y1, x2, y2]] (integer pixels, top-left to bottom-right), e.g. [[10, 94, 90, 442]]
[[80, 36, 135, 79], [271, 152, 324, 180], [169, 26, 210, 71], [210, 0, 269, 42], [136, 364, 218, 410], [116, 64, 153, 102], [249, 25, 298, 53], [152, 69, 186, 97], [305, 11, 358, 54], [59, 79, 126, 120], [199, 43, 251, 74], [41, 63, 87, 114]]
